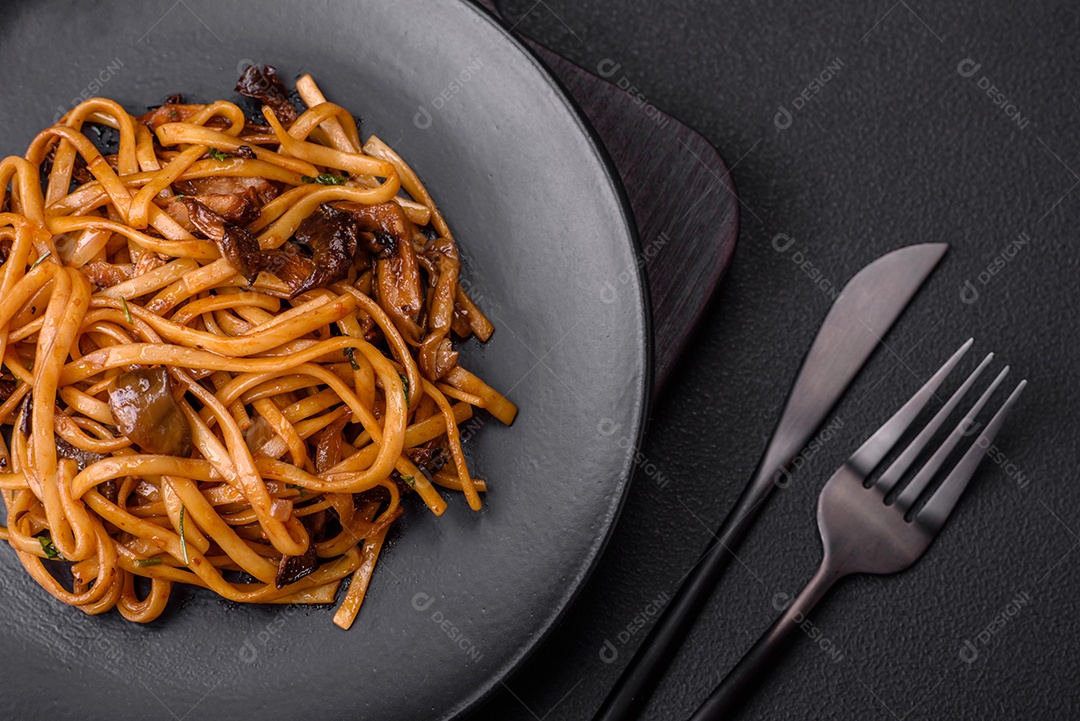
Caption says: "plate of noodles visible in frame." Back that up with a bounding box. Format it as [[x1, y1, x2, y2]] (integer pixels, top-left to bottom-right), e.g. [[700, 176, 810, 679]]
[[0, 1, 649, 719]]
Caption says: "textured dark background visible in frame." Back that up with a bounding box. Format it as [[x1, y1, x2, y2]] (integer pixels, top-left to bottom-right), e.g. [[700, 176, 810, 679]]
[[472, 1, 1079, 719]]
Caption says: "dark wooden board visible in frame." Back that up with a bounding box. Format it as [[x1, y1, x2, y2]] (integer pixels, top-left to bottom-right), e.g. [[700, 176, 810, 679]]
[[475, 0, 739, 396]]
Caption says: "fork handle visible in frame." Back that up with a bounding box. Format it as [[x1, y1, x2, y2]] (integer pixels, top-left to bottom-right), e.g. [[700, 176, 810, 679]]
[[688, 563, 842, 721]]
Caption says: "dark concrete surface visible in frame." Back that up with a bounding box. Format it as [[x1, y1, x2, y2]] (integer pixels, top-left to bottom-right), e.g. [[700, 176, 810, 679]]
[[473, 1, 1079, 719]]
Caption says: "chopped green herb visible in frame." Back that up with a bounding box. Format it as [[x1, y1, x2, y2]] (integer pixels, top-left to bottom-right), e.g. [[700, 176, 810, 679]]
[[343, 347, 360, 370], [120, 296, 134, 325], [30, 251, 51, 270], [208, 148, 232, 161], [179, 504, 190, 566], [398, 372, 410, 407], [401, 475, 416, 488], [137, 557, 163, 568], [286, 483, 308, 498], [38, 534, 62, 560], [301, 173, 347, 186]]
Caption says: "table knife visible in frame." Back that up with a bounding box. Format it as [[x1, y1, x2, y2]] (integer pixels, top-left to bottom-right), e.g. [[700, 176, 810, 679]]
[[592, 242, 948, 721]]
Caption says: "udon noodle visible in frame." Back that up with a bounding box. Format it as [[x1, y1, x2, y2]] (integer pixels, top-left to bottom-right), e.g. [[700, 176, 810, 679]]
[[0, 66, 516, 629]]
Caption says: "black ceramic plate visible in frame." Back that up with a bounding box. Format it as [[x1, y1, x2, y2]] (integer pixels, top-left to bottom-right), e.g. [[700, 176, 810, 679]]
[[0, 1, 650, 719]]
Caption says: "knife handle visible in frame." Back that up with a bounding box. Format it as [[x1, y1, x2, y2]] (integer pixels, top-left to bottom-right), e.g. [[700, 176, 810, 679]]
[[591, 476, 777, 721]]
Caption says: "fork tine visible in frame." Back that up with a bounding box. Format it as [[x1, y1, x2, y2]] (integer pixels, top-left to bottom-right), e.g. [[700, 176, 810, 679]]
[[872, 353, 994, 494], [894, 366, 1010, 512], [847, 338, 974, 476], [916, 380, 1027, 532]]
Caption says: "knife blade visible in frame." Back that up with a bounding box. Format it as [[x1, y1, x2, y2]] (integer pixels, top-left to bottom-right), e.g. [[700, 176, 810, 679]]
[[592, 242, 948, 721]]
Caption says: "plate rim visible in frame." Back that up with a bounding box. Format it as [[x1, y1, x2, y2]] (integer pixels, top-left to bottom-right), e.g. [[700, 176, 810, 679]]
[[445, 2, 653, 718]]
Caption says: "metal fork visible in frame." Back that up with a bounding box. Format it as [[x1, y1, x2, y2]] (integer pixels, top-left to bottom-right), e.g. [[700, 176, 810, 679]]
[[688, 339, 1026, 720]]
